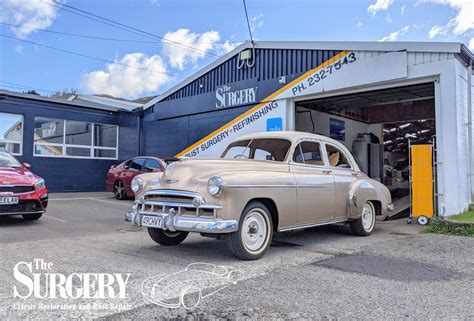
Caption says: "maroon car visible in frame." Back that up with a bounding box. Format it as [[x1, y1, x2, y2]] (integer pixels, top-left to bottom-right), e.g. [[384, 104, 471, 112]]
[[0, 151, 48, 220], [106, 157, 168, 200]]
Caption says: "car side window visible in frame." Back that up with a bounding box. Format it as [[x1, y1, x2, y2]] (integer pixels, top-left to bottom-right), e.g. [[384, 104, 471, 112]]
[[129, 158, 146, 171], [122, 160, 132, 169], [254, 148, 276, 161], [325, 144, 351, 169], [293, 141, 324, 166], [143, 158, 162, 172]]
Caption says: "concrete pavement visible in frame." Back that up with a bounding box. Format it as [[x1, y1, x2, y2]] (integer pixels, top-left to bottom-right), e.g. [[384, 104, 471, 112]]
[[0, 193, 472, 319]]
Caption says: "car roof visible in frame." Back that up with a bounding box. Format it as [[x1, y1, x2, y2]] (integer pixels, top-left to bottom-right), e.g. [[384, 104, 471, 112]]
[[231, 131, 361, 171], [233, 131, 343, 146]]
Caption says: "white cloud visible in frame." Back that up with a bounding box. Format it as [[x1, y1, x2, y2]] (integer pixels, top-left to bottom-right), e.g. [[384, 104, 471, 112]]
[[81, 53, 170, 98], [368, 0, 394, 16], [356, 20, 363, 28], [162, 28, 220, 70], [220, 40, 241, 53], [469, 38, 474, 51], [249, 13, 264, 32], [428, 25, 445, 38], [401, 5, 406, 14], [379, 25, 410, 41], [421, 0, 473, 38], [15, 45, 24, 54], [385, 14, 393, 23], [0, 0, 62, 38], [150, 0, 159, 6]]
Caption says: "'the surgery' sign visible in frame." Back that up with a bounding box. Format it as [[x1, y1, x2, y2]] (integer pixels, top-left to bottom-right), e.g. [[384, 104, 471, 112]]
[[216, 85, 257, 109]]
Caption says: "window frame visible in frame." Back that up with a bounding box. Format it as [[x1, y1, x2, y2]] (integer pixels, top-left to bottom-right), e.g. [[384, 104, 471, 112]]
[[323, 142, 354, 170], [291, 139, 327, 168], [33, 118, 119, 160], [0, 112, 24, 156]]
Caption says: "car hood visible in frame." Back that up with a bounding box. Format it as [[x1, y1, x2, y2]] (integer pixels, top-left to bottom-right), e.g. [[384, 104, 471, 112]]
[[154, 158, 288, 192], [0, 167, 38, 185]]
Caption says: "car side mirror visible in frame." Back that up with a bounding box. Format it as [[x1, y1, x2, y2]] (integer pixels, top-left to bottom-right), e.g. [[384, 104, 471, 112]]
[[22, 162, 32, 169]]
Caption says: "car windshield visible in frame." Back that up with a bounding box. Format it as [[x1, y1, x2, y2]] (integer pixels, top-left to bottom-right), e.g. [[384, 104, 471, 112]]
[[0, 152, 22, 168], [221, 138, 291, 162]]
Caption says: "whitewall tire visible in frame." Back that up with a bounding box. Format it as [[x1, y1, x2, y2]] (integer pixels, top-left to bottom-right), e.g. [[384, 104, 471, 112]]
[[225, 201, 273, 260], [350, 201, 376, 236]]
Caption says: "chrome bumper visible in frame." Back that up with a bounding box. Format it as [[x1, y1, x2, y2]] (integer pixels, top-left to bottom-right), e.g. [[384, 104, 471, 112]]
[[124, 189, 238, 234], [124, 210, 238, 234]]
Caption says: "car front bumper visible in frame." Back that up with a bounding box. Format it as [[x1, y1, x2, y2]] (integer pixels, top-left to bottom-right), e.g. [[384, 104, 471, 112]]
[[124, 210, 238, 234]]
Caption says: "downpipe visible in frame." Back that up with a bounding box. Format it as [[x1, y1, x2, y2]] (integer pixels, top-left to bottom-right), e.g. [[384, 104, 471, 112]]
[[468, 58, 474, 205]]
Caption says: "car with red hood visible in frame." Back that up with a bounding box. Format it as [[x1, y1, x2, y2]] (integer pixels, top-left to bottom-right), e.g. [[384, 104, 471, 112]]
[[0, 151, 48, 220]]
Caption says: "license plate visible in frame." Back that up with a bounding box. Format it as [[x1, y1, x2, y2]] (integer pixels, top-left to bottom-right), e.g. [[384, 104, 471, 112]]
[[0, 197, 19, 205], [142, 215, 163, 228]]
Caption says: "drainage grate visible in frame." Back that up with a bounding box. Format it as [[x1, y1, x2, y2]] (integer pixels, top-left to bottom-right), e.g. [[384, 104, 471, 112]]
[[313, 253, 465, 281]]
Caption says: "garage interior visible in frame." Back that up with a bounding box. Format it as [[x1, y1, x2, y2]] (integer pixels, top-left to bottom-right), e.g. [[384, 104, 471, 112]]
[[295, 83, 436, 219]]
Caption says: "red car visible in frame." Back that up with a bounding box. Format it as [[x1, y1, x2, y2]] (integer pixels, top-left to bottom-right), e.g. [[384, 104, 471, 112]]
[[106, 157, 170, 200], [0, 151, 48, 220]]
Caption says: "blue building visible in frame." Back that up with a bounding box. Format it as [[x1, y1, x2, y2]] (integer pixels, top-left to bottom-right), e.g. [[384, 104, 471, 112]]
[[0, 90, 140, 192]]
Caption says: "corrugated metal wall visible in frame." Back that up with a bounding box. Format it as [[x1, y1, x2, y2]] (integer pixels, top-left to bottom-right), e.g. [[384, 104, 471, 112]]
[[161, 49, 341, 102]]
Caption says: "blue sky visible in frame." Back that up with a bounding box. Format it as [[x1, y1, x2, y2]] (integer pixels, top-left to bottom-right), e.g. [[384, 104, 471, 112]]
[[0, 0, 472, 99]]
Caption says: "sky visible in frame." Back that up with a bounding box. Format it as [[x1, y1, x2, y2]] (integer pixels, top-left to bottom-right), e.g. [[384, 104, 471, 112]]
[[0, 0, 472, 99]]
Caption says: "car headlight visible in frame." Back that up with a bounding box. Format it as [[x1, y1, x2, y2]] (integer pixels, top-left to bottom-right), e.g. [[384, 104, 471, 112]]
[[131, 176, 143, 193], [207, 176, 224, 196], [35, 178, 45, 189]]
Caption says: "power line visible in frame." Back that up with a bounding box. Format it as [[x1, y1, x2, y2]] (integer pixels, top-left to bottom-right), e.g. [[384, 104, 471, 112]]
[[242, 0, 254, 43], [0, 81, 55, 93], [44, 0, 220, 58], [0, 22, 244, 45], [0, 34, 193, 80]]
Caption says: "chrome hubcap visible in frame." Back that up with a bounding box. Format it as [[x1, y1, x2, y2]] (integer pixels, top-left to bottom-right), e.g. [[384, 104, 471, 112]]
[[241, 210, 268, 253], [362, 203, 374, 231]]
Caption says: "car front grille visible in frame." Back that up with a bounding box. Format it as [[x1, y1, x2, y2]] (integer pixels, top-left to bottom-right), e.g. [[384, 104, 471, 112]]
[[0, 200, 43, 214], [0, 185, 35, 194], [140, 189, 221, 218]]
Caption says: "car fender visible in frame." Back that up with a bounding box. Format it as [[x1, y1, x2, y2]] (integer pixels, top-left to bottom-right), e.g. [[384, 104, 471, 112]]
[[348, 178, 388, 218]]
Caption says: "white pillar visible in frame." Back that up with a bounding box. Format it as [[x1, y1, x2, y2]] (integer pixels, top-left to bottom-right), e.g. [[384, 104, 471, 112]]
[[285, 98, 295, 131]]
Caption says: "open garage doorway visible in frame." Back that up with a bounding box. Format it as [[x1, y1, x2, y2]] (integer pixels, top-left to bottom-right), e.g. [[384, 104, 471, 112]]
[[295, 82, 436, 219]]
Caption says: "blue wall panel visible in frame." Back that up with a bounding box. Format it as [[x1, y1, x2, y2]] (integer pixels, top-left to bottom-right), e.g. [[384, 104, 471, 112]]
[[0, 97, 139, 192]]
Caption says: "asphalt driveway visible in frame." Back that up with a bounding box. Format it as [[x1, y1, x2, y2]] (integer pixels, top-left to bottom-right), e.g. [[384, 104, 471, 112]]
[[0, 192, 472, 319]]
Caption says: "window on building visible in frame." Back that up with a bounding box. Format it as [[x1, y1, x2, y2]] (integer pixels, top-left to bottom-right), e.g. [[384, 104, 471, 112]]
[[33, 117, 118, 159], [0, 112, 23, 155], [293, 141, 324, 166]]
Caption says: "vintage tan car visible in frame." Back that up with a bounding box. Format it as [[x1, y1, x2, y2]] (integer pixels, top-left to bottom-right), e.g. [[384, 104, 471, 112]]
[[125, 131, 393, 260]]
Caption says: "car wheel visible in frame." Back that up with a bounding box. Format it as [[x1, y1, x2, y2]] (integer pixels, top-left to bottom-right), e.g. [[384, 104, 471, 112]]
[[350, 201, 376, 236], [114, 180, 127, 200], [225, 201, 273, 260], [147, 228, 188, 246], [22, 213, 43, 221]]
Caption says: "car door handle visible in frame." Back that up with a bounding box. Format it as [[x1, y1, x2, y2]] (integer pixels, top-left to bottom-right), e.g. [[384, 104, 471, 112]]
[[351, 172, 358, 176], [323, 169, 332, 174]]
